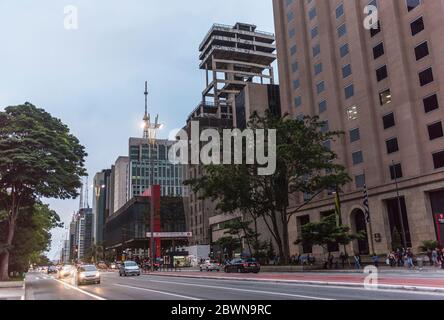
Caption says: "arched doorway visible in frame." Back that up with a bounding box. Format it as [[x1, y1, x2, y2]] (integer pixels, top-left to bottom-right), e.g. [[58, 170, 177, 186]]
[[351, 209, 370, 255]]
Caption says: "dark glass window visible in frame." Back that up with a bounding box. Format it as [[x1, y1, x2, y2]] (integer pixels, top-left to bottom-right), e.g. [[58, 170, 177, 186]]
[[423, 94, 439, 113], [340, 43, 349, 57], [407, 0, 421, 12], [415, 42, 429, 61], [355, 174, 366, 189], [411, 17, 424, 36], [376, 65, 388, 81], [370, 21, 381, 37], [350, 128, 360, 143], [433, 151, 444, 169], [373, 43, 384, 59], [383, 113, 395, 129], [352, 151, 364, 165], [419, 67, 434, 86], [389, 163, 403, 180], [336, 4, 344, 18], [319, 100, 327, 113], [345, 84, 354, 99], [342, 64, 352, 78], [386, 138, 399, 154], [428, 122, 444, 140]]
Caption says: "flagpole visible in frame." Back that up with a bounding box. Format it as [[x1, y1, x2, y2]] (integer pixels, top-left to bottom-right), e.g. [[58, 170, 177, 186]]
[[363, 171, 375, 256]]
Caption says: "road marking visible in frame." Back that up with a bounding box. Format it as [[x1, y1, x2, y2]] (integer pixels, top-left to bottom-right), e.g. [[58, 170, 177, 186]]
[[114, 284, 201, 300], [53, 279, 106, 300], [146, 279, 333, 300]]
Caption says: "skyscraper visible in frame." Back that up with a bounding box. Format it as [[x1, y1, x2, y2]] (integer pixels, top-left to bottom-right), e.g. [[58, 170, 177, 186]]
[[273, 0, 444, 254]]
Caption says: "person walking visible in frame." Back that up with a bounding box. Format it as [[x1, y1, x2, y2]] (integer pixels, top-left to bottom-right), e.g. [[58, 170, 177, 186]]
[[432, 248, 439, 267], [406, 249, 414, 269], [354, 254, 361, 270], [340, 252, 348, 269], [372, 254, 379, 268]]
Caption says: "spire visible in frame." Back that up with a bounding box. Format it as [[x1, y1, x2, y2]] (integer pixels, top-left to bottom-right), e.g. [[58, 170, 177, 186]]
[[143, 81, 149, 139]]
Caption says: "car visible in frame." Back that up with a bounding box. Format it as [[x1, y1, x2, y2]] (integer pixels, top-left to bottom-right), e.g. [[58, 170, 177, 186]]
[[199, 260, 221, 272], [97, 262, 108, 270], [47, 266, 58, 274], [224, 258, 260, 274], [77, 265, 101, 285], [58, 265, 76, 279], [119, 261, 141, 277]]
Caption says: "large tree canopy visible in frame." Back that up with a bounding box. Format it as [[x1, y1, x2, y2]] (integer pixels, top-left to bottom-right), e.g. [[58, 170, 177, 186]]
[[0, 103, 87, 280], [186, 112, 350, 265]]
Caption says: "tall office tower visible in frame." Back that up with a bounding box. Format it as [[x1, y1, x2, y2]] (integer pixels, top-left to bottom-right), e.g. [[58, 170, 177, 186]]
[[273, 0, 444, 255], [113, 156, 130, 213], [127, 138, 184, 198], [69, 218, 76, 261], [184, 22, 278, 247], [74, 208, 93, 260], [93, 169, 113, 245]]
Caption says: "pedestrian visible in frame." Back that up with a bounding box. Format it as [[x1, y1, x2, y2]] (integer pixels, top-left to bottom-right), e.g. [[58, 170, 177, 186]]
[[406, 249, 414, 269], [432, 248, 438, 267], [340, 252, 347, 269], [354, 254, 361, 270], [328, 255, 334, 269], [372, 254, 379, 268]]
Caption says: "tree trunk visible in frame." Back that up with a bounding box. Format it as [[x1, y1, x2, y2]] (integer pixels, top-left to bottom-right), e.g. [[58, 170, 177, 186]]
[[281, 216, 290, 265], [0, 212, 16, 281]]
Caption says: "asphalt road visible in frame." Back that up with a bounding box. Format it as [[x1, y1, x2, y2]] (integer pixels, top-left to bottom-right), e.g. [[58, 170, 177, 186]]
[[24, 271, 444, 301]]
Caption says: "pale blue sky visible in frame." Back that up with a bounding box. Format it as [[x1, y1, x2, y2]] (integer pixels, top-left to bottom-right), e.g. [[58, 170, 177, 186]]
[[0, 0, 275, 259]]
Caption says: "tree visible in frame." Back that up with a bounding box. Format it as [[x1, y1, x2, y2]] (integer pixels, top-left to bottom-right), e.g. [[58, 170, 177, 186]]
[[4, 202, 62, 273], [84, 244, 104, 263], [419, 240, 440, 253], [214, 237, 241, 261], [0, 103, 87, 280], [295, 215, 364, 261], [186, 112, 350, 264]]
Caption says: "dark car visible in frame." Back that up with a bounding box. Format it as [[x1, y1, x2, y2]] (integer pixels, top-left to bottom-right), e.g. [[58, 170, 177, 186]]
[[47, 266, 58, 274], [224, 258, 260, 273]]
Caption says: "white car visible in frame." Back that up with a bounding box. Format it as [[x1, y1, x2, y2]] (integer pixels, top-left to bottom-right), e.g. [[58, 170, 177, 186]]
[[58, 265, 76, 279], [119, 261, 141, 277], [199, 260, 221, 272], [77, 265, 101, 285]]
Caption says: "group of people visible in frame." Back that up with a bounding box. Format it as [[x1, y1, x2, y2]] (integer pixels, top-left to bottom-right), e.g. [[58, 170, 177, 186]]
[[428, 248, 444, 268], [288, 254, 316, 266], [386, 248, 415, 268]]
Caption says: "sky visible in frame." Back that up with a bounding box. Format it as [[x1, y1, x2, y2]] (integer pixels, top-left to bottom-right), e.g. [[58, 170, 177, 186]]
[[0, 0, 276, 260]]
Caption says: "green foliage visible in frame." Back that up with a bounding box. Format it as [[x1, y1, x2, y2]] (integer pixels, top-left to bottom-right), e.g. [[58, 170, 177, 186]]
[[214, 236, 241, 260], [185, 112, 350, 264], [1, 202, 62, 273], [295, 215, 364, 257], [419, 240, 440, 252], [0, 103, 86, 280]]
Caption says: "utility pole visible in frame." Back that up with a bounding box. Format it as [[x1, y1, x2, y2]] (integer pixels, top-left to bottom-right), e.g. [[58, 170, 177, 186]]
[[392, 161, 408, 249], [150, 192, 155, 272]]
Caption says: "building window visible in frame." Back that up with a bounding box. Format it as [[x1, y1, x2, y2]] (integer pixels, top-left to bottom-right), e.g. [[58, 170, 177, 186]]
[[313, 44, 321, 57], [355, 174, 366, 189], [340, 43, 349, 57], [317, 81, 325, 94], [295, 96, 302, 108], [350, 128, 360, 143], [386, 138, 399, 154], [411, 17, 424, 36], [352, 151, 364, 165], [345, 84, 354, 99], [428, 122, 444, 140], [336, 4, 344, 18], [419, 67, 434, 86], [288, 28, 296, 38], [423, 94, 439, 113], [390, 163, 403, 180], [415, 42, 429, 61], [311, 26, 319, 39], [406, 0, 421, 12], [370, 21, 381, 37], [290, 45, 297, 56], [379, 89, 392, 105], [433, 151, 444, 169], [319, 100, 327, 114], [291, 62, 299, 73], [342, 64, 352, 78], [337, 24, 347, 38], [287, 11, 295, 22], [383, 113, 396, 129], [373, 43, 384, 59], [347, 105, 358, 120], [293, 79, 300, 90], [314, 62, 323, 75], [376, 65, 388, 81], [309, 8, 317, 20]]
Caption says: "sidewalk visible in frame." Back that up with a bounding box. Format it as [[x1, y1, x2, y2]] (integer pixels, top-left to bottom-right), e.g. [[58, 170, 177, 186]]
[[0, 281, 24, 300], [145, 269, 444, 293]]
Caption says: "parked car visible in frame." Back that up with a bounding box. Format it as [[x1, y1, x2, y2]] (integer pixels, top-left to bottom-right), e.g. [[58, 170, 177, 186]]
[[119, 261, 141, 277], [77, 265, 101, 285], [224, 258, 260, 274], [199, 260, 221, 272]]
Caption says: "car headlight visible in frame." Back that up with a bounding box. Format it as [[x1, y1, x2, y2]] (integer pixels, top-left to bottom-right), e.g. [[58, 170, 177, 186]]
[[96, 272, 100, 277], [79, 273, 86, 278]]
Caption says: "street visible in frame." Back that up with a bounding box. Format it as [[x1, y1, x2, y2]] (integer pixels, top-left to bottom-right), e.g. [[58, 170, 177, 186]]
[[23, 271, 444, 300]]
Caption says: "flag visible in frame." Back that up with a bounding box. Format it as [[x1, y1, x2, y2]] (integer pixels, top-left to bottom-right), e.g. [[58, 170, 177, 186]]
[[334, 189, 342, 226], [363, 184, 370, 224]]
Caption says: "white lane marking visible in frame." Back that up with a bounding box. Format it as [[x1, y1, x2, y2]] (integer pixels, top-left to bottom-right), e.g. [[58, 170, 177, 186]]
[[146, 279, 333, 300], [53, 279, 106, 300], [21, 295, 24, 300], [114, 283, 201, 300]]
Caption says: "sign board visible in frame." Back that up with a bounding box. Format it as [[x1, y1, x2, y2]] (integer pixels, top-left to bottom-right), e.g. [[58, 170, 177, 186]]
[[146, 232, 193, 238]]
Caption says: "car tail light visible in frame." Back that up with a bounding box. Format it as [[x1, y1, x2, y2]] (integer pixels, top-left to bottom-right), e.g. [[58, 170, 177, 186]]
[[243, 263, 249, 267]]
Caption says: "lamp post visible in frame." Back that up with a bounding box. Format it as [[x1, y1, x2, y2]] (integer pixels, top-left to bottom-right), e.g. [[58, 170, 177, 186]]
[[392, 161, 408, 249]]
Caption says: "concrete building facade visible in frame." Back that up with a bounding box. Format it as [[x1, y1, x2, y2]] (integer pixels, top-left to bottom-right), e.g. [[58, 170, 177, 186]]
[[273, 0, 444, 255]]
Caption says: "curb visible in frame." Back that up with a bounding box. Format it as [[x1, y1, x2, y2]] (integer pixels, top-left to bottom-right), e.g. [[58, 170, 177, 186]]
[[146, 273, 444, 294], [0, 281, 24, 289]]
